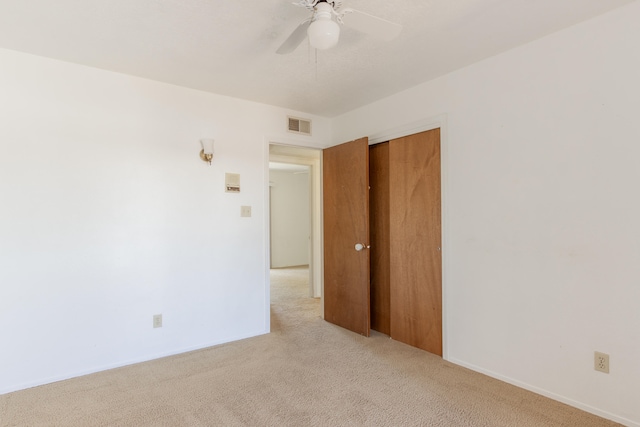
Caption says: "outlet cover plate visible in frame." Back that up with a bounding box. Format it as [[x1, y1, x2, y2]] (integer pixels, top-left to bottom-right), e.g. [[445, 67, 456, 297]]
[[594, 351, 609, 373]]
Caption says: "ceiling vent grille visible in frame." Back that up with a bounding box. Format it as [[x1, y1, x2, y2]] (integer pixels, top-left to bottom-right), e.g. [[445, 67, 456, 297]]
[[288, 116, 312, 136]]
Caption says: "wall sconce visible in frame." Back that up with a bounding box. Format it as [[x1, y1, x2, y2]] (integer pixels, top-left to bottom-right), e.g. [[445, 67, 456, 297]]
[[199, 139, 215, 165]]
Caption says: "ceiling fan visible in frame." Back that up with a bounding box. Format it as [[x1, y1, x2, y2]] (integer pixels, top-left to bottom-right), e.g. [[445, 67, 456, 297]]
[[276, 0, 402, 54]]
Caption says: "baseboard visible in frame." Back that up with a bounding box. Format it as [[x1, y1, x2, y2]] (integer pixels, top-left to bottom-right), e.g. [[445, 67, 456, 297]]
[[0, 329, 269, 396], [447, 357, 638, 427]]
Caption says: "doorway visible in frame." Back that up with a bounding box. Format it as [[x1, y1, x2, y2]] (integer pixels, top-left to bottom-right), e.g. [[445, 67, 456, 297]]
[[268, 144, 322, 298]]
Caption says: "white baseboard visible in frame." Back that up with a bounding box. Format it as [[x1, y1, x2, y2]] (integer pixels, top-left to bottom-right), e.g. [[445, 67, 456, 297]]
[[0, 329, 269, 396], [448, 357, 638, 427]]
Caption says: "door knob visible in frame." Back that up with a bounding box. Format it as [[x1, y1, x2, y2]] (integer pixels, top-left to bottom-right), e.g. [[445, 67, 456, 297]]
[[355, 243, 370, 251]]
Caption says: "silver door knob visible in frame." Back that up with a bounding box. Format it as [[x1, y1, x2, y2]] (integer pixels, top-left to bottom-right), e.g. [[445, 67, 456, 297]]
[[355, 243, 370, 251]]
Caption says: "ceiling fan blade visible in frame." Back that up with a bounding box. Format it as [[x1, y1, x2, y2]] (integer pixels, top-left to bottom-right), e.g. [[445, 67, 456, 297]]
[[276, 19, 311, 54], [342, 9, 402, 42]]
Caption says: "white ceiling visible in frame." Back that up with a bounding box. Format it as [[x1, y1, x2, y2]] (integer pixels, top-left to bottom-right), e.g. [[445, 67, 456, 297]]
[[0, 0, 634, 117]]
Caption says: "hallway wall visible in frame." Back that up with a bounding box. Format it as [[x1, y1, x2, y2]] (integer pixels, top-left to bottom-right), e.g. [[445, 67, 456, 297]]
[[270, 169, 310, 268]]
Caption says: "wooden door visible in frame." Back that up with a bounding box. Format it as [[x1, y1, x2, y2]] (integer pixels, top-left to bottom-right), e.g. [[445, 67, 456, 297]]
[[389, 129, 442, 355], [369, 143, 390, 335], [323, 137, 370, 336]]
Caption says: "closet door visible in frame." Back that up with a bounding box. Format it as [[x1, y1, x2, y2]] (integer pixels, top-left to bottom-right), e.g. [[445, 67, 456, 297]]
[[323, 137, 371, 336], [389, 129, 442, 355], [369, 142, 391, 335]]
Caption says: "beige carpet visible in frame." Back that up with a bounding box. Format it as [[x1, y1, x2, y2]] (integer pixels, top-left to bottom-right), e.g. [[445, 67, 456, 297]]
[[0, 267, 620, 426]]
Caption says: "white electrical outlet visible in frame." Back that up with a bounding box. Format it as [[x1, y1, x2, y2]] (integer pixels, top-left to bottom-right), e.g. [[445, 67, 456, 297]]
[[594, 351, 609, 373], [153, 314, 162, 328], [241, 205, 252, 217]]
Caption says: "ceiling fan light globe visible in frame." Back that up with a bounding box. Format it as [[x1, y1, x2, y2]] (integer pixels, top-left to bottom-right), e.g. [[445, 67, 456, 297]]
[[308, 19, 340, 50]]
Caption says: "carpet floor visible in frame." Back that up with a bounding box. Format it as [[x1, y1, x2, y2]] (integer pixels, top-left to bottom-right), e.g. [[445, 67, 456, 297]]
[[0, 267, 621, 426]]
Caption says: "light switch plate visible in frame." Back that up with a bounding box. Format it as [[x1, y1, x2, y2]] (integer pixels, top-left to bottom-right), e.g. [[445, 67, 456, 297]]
[[153, 314, 162, 328], [241, 206, 251, 217]]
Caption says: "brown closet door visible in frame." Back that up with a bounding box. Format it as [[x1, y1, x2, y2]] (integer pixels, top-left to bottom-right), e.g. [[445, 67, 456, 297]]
[[323, 137, 370, 336], [389, 129, 442, 355], [369, 143, 391, 335]]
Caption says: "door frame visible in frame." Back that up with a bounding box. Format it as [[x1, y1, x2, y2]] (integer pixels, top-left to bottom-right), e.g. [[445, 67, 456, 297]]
[[263, 114, 449, 358], [269, 155, 316, 295], [264, 136, 326, 333]]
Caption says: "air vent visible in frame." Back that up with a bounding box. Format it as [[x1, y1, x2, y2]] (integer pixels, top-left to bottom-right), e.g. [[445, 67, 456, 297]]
[[288, 116, 312, 136]]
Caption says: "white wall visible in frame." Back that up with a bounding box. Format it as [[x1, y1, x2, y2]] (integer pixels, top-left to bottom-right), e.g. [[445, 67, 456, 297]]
[[333, 2, 640, 426], [3, 3, 640, 423], [269, 169, 310, 268], [0, 48, 331, 394]]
